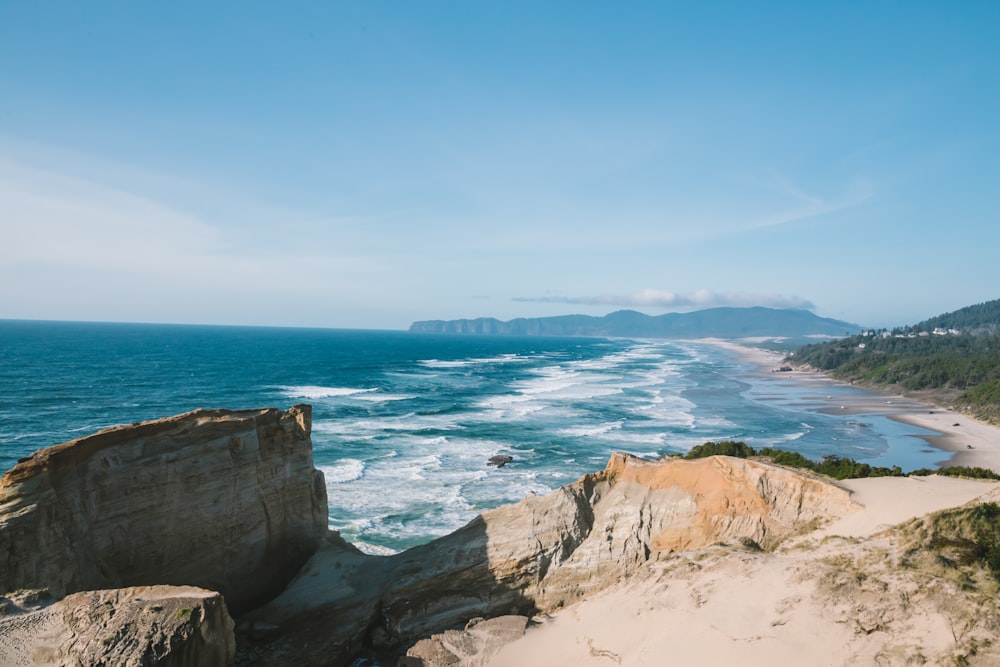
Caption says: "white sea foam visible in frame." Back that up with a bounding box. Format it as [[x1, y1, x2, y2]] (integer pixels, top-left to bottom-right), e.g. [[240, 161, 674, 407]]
[[604, 431, 667, 446], [512, 367, 626, 402], [477, 403, 547, 421], [312, 413, 461, 436], [350, 391, 417, 402], [352, 541, 399, 556], [418, 353, 531, 369], [479, 393, 534, 407], [573, 343, 664, 371], [630, 393, 697, 429], [311, 420, 355, 435], [330, 517, 374, 533], [318, 337, 874, 550], [278, 385, 378, 399], [634, 361, 684, 387], [322, 429, 558, 548], [3, 430, 63, 444], [558, 420, 625, 437], [317, 340, 717, 551], [475, 391, 547, 420], [691, 414, 736, 429], [482, 353, 531, 364], [419, 359, 475, 369], [396, 453, 443, 481], [321, 458, 366, 483]]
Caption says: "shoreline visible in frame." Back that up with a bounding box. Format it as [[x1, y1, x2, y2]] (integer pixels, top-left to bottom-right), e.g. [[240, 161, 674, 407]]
[[485, 344, 1000, 666], [697, 338, 1000, 473]]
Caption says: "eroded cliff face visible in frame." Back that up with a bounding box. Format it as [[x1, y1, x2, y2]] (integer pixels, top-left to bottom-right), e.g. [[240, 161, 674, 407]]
[[0, 585, 235, 666], [515, 453, 859, 610], [0, 405, 327, 614], [243, 453, 859, 665], [0, 413, 865, 667]]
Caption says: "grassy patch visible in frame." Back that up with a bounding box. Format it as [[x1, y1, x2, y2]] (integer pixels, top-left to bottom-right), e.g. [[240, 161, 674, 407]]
[[682, 440, 1000, 481]]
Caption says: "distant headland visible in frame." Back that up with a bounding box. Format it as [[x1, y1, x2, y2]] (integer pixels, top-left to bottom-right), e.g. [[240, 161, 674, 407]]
[[410, 307, 860, 339]]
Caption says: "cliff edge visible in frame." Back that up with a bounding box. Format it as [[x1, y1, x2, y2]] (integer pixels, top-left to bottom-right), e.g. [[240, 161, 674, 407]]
[[8, 406, 994, 667], [0, 405, 327, 615], [0, 585, 235, 667], [242, 453, 859, 665]]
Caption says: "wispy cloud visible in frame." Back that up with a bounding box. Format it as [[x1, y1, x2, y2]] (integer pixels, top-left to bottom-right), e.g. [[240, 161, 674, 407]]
[[513, 289, 815, 311], [736, 169, 875, 232], [0, 155, 392, 321], [0, 160, 228, 276]]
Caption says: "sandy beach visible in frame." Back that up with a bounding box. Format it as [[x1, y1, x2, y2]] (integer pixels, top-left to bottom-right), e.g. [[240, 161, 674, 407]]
[[481, 339, 1000, 667], [703, 338, 1000, 473]]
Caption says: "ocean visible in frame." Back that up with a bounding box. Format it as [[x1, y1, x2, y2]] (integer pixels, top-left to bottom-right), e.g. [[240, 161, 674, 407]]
[[0, 320, 949, 553]]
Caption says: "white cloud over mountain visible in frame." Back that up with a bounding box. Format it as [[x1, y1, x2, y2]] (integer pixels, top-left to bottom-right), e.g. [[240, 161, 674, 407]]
[[513, 289, 815, 311]]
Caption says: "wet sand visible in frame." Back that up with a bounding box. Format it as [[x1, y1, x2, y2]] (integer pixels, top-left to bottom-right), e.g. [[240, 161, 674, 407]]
[[700, 338, 1000, 472], [485, 339, 1000, 667]]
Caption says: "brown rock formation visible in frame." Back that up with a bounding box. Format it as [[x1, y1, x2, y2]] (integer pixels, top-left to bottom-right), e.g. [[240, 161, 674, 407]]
[[400, 615, 529, 667], [241, 453, 858, 665], [0, 405, 327, 615], [0, 585, 235, 666]]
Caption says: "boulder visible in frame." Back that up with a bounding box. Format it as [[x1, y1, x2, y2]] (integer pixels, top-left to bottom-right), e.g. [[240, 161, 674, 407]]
[[487, 455, 513, 468]]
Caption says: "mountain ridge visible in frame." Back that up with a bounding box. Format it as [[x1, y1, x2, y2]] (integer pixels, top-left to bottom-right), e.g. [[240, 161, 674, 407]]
[[410, 307, 860, 339]]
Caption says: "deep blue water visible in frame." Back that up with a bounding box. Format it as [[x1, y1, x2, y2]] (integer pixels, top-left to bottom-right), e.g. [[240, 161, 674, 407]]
[[0, 320, 949, 552]]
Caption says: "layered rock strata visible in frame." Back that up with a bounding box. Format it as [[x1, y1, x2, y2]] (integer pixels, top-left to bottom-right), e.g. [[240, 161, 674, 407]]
[[242, 453, 859, 665], [0, 405, 327, 615], [399, 615, 529, 666], [0, 585, 234, 666], [0, 408, 868, 666]]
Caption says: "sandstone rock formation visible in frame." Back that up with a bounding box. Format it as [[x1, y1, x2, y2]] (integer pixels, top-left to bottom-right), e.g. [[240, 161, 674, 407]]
[[0, 405, 327, 615], [400, 615, 529, 667], [21, 405, 978, 666], [240, 453, 859, 665], [0, 585, 234, 666], [486, 486, 1000, 667]]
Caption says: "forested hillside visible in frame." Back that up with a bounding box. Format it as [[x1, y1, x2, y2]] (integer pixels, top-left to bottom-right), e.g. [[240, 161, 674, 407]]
[[791, 299, 1000, 424], [915, 300, 1000, 335]]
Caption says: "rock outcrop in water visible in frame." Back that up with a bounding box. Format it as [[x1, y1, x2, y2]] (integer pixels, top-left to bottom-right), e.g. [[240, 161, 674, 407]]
[[241, 453, 859, 665], [0, 405, 327, 615]]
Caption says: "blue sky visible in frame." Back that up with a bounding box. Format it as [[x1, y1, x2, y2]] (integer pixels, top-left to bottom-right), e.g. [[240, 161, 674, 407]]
[[1, 1, 997, 330]]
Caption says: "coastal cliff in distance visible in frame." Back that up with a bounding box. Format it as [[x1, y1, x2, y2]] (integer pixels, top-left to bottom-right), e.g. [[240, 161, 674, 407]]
[[0, 406, 327, 615], [410, 307, 859, 339]]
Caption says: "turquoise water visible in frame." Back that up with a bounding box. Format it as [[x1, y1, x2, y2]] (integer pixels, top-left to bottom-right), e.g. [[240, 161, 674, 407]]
[[0, 320, 948, 552]]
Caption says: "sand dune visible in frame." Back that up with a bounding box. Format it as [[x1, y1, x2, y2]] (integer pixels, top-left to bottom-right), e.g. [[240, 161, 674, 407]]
[[485, 341, 1000, 667]]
